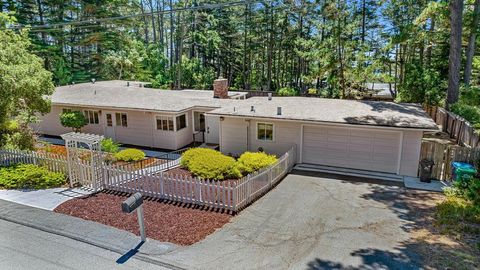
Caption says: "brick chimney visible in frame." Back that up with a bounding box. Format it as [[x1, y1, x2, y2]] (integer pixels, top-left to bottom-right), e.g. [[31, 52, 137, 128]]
[[213, 77, 229, 99]]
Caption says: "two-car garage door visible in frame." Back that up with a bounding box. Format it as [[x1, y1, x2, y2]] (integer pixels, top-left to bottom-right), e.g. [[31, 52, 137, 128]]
[[302, 125, 402, 174]]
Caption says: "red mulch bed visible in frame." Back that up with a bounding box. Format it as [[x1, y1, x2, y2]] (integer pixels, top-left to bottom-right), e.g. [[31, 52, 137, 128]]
[[54, 192, 232, 245]]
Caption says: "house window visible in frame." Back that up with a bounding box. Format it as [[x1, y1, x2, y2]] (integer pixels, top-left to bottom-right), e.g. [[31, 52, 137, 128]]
[[106, 114, 113, 127], [257, 123, 274, 141], [62, 108, 72, 113], [156, 116, 174, 131], [193, 112, 205, 132], [84, 110, 99, 124], [115, 113, 128, 127], [176, 114, 187, 131]]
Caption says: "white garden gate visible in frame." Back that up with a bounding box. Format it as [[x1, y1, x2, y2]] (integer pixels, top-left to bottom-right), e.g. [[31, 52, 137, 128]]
[[61, 132, 105, 191]]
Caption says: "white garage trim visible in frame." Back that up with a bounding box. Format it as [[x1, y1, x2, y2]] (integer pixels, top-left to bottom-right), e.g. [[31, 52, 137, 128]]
[[301, 124, 402, 174]]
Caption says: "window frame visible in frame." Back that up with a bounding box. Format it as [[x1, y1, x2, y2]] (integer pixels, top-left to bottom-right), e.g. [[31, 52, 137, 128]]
[[83, 110, 99, 125], [115, 112, 128, 127], [256, 122, 275, 141], [175, 114, 187, 131], [155, 115, 174, 131]]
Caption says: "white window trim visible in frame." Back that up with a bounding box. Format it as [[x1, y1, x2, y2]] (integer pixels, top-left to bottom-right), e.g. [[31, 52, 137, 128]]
[[84, 110, 99, 125], [115, 112, 128, 127], [256, 122, 275, 142], [155, 115, 175, 132]]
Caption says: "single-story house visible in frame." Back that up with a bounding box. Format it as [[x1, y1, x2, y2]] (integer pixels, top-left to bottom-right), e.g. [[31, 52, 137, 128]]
[[37, 79, 438, 178], [206, 96, 438, 177], [36, 80, 246, 150]]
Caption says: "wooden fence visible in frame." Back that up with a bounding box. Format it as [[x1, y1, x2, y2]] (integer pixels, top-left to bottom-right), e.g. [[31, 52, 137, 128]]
[[419, 141, 480, 181], [103, 146, 296, 212], [424, 105, 480, 148]]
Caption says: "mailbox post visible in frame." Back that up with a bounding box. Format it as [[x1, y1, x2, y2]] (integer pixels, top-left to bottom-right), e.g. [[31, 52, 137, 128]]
[[122, 193, 146, 242]]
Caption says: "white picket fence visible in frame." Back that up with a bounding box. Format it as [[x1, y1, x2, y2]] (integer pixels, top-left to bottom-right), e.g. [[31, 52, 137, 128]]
[[0, 146, 296, 212], [0, 149, 68, 174], [103, 146, 296, 212]]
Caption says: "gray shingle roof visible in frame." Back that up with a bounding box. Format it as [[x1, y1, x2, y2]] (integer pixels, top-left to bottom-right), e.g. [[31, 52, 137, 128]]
[[51, 80, 245, 112], [207, 96, 438, 130]]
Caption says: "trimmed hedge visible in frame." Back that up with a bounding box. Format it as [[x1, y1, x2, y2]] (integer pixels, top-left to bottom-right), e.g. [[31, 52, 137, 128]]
[[181, 148, 241, 180], [0, 164, 66, 189], [115, 148, 145, 162], [237, 151, 278, 174]]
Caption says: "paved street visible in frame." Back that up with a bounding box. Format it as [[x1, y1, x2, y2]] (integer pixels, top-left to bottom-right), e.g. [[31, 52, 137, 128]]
[[0, 219, 169, 270]]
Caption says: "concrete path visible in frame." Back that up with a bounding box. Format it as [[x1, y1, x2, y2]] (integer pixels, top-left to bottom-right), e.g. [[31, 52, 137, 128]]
[[0, 187, 92, 210], [403, 176, 449, 192], [159, 171, 424, 270], [0, 199, 183, 270]]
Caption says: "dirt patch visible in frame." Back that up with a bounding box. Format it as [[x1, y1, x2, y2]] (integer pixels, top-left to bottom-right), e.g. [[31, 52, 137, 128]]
[[402, 190, 480, 270], [54, 192, 232, 245]]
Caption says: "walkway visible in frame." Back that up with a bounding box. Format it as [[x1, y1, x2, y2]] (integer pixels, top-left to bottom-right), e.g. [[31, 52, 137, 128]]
[[0, 187, 92, 210]]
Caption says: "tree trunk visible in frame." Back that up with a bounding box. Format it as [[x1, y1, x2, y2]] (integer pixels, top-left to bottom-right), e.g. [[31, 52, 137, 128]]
[[147, 0, 157, 42], [447, 0, 464, 108], [139, 0, 150, 43], [464, 0, 480, 85]]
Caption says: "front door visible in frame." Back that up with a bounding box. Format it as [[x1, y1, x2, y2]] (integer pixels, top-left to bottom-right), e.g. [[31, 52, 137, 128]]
[[104, 112, 116, 140]]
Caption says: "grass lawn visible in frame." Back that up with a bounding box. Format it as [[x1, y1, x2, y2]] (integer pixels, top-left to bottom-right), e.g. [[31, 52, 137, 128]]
[[406, 190, 480, 270]]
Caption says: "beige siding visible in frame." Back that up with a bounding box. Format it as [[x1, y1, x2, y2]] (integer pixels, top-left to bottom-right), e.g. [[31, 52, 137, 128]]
[[219, 116, 424, 177], [248, 120, 301, 161], [219, 117, 248, 155], [38, 105, 198, 150], [175, 111, 194, 149], [399, 130, 423, 177], [35, 106, 71, 135]]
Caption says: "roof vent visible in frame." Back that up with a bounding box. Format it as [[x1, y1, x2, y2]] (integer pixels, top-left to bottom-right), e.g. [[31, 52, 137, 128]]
[[94, 90, 97, 95], [277, 107, 282, 115], [251, 106, 255, 112], [127, 81, 130, 87], [233, 107, 236, 112], [91, 78, 96, 84], [268, 93, 272, 100], [139, 83, 143, 88]]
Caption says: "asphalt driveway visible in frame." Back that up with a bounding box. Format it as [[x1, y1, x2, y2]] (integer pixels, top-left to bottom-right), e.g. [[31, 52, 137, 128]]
[[159, 171, 425, 270]]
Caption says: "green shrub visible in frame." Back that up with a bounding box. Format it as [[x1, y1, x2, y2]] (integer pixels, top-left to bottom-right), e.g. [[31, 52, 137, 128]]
[[60, 111, 87, 132], [101, 138, 121, 153], [181, 148, 241, 180], [450, 103, 480, 125], [277, 87, 297, 96], [307, 88, 317, 95], [436, 195, 480, 226], [236, 151, 278, 174], [0, 164, 66, 189], [114, 148, 145, 162]]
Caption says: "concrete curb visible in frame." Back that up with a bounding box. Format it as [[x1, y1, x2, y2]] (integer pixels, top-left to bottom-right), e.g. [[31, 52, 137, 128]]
[[0, 199, 190, 270]]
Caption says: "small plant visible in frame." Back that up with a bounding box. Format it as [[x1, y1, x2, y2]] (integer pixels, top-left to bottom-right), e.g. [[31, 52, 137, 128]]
[[114, 148, 145, 162], [60, 111, 87, 132], [236, 151, 278, 174], [101, 138, 121, 153], [277, 87, 297, 96], [181, 148, 241, 180], [0, 164, 66, 189], [307, 88, 318, 95]]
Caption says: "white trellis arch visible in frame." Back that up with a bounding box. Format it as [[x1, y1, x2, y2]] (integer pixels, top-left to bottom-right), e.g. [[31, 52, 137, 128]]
[[61, 132, 104, 191]]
